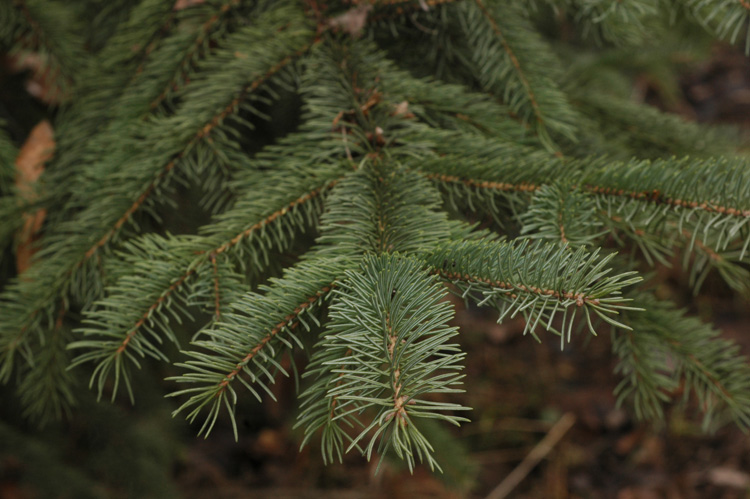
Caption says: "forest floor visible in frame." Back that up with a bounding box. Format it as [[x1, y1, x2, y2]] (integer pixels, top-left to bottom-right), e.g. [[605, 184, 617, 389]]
[[173, 292, 750, 499]]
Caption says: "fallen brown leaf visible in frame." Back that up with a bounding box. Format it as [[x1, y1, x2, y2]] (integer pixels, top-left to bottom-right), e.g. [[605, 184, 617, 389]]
[[392, 100, 415, 119], [173, 0, 204, 10], [15, 120, 53, 274], [328, 4, 372, 38], [707, 467, 750, 489], [5, 53, 68, 105]]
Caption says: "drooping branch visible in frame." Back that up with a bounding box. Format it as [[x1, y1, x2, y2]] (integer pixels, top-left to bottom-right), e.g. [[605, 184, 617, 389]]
[[471, 0, 543, 126], [427, 239, 642, 344], [215, 285, 333, 397], [148, 0, 241, 110], [83, 41, 316, 263], [170, 257, 353, 438], [71, 171, 341, 399]]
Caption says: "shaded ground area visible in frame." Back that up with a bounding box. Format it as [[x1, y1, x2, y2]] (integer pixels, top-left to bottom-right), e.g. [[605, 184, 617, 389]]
[[168, 289, 750, 499]]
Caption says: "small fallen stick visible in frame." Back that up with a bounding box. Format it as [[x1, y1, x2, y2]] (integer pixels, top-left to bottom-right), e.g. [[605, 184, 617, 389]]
[[485, 412, 576, 499]]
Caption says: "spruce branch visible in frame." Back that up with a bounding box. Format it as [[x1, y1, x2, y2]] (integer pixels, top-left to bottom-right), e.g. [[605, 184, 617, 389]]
[[81, 26, 312, 261], [572, 90, 737, 158], [65, 3, 313, 227], [193, 160, 345, 270], [567, 0, 658, 46], [297, 254, 469, 472], [2, 0, 750, 476], [418, 134, 560, 220], [209, 253, 221, 321], [679, 0, 750, 53], [69, 33, 458, 407], [69, 234, 203, 402], [69, 164, 343, 401], [427, 239, 642, 345], [72, 0, 249, 132], [315, 162, 452, 257], [125, 0, 180, 75], [583, 156, 750, 258], [599, 212, 674, 267], [458, 0, 581, 149], [346, 48, 531, 144], [0, 122, 18, 251], [169, 257, 354, 439], [599, 210, 750, 295], [613, 297, 750, 431], [17, 318, 77, 424], [145, 0, 243, 112], [678, 227, 750, 295], [40, 0, 178, 211], [0, 5, 316, 392], [469, 0, 543, 121], [0, 122, 15, 193], [521, 182, 606, 247], [438, 151, 750, 295]]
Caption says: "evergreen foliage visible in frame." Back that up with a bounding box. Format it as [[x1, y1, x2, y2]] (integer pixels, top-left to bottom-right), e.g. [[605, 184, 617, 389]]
[[1, 0, 749, 475]]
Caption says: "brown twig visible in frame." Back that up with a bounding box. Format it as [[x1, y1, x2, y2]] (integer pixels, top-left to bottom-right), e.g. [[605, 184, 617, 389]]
[[210, 253, 221, 320], [485, 412, 576, 499], [586, 185, 750, 218], [434, 269, 600, 307], [116, 271, 195, 355], [425, 172, 540, 194]]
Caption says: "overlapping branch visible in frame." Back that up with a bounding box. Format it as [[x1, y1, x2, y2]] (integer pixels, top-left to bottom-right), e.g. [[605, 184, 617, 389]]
[[679, 0, 750, 53], [297, 254, 468, 471], [0, 6, 316, 400], [426, 239, 642, 346], [613, 298, 750, 431], [70, 165, 343, 401], [170, 257, 353, 438], [458, 1, 581, 148]]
